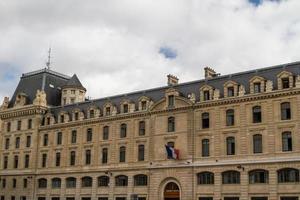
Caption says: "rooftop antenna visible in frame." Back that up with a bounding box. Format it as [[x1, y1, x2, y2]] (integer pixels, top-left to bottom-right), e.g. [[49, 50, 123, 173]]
[[46, 47, 52, 70]]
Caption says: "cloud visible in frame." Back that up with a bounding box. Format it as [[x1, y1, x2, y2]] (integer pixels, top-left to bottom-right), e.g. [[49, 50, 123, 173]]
[[0, 0, 300, 103]]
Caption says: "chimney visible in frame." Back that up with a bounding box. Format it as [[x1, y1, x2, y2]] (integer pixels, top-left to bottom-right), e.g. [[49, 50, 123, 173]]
[[167, 74, 179, 86], [204, 67, 219, 79]]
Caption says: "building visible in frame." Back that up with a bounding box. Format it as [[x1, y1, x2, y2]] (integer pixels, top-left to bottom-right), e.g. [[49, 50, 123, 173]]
[[0, 62, 300, 200]]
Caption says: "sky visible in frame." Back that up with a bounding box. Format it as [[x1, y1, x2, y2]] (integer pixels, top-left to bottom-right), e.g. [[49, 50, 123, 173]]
[[1, 0, 300, 102]]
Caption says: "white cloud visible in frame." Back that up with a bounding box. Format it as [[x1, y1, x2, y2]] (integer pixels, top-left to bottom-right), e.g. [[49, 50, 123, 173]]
[[0, 0, 300, 102]]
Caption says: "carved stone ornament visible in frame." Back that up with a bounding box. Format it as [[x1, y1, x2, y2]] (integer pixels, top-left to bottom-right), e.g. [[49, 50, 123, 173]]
[[213, 89, 220, 100], [14, 92, 27, 107], [188, 93, 196, 103], [266, 80, 273, 92], [296, 75, 300, 88], [0, 97, 9, 110], [33, 90, 47, 107], [238, 85, 245, 96], [129, 103, 135, 113], [112, 106, 117, 116]]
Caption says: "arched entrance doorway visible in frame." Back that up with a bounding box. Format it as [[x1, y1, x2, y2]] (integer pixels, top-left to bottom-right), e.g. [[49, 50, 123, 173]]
[[164, 182, 180, 200]]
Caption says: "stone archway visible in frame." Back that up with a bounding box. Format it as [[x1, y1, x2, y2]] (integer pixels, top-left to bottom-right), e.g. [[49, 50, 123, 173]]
[[163, 182, 180, 200]]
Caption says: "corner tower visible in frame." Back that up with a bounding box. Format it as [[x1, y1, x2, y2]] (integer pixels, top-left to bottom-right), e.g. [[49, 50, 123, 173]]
[[61, 74, 86, 105]]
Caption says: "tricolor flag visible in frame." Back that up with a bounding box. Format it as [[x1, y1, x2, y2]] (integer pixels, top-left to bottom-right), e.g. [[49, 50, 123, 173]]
[[165, 144, 179, 159]]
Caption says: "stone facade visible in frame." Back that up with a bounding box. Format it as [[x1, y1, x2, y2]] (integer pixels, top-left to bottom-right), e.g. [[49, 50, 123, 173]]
[[0, 63, 300, 200]]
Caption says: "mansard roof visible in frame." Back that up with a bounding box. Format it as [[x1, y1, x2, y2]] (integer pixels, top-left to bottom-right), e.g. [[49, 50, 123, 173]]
[[49, 61, 300, 116], [63, 74, 86, 91]]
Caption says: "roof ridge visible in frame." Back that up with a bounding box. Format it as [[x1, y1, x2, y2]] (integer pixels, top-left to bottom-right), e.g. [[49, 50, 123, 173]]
[[22, 68, 71, 80]]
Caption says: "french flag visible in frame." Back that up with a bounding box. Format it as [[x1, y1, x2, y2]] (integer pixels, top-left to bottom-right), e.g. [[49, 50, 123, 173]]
[[165, 144, 179, 159]]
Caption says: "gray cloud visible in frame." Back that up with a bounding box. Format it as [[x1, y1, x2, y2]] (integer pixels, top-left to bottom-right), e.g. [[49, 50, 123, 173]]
[[0, 0, 300, 102]]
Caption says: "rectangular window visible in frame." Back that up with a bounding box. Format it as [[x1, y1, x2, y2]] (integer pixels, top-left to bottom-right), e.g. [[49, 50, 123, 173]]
[[98, 198, 109, 200], [139, 121, 146, 136], [227, 87, 234, 97], [38, 198, 46, 200], [7, 122, 11, 132], [3, 156, 8, 169], [23, 179, 28, 188], [71, 130, 77, 144], [254, 82, 261, 93], [42, 154, 47, 168], [5, 138, 10, 150], [103, 126, 109, 140], [70, 151, 76, 166], [102, 148, 108, 164], [141, 101, 147, 110], [43, 134, 48, 146], [199, 198, 213, 200], [14, 156, 18, 168], [85, 150, 91, 165], [251, 197, 268, 200], [28, 119, 32, 129], [47, 117, 50, 125], [224, 198, 239, 200], [15, 137, 20, 149], [282, 78, 290, 89], [115, 198, 126, 200], [90, 110, 94, 118], [57, 132, 62, 145], [253, 134, 263, 154], [168, 95, 174, 107], [203, 90, 210, 101], [17, 120, 22, 131], [138, 145, 145, 161], [2, 179, 6, 188], [24, 154, 30, 168], [21, 197, 26, 200], [86, 128, 93, 142], [106, 107, 111, 115], [202, 139, 210, 157], [123, 104, 128, 113], [55, 152, 61, 167], [66, 198, 75, 200], [280, 198, 298, 200], [74, 112, 79, 120], [26, 135, 31, 147], [12, 179, 17, 188], [61, 115, 64, 123]]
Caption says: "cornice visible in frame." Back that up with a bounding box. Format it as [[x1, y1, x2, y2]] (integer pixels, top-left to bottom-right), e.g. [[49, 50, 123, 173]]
[[39, 88, 300, 131], [0, 105, 48, 119]]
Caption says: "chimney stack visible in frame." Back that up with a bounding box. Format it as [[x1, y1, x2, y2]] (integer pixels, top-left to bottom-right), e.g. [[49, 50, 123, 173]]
[[204, 67, 219, 79], [167, 74, 179, 86]]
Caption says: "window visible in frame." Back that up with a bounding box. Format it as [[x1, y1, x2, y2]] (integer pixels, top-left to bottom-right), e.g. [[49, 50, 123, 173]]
[[115, 175, 128, 186], [282, 78, 290, 89], [70, 151, 76, 166], [52, 178, 61, 188], [26, 135, 31, 148], [81, 177, 93, 187], [23, 178, 28, 188], [168, 117, 175, 132], [90, 110, 94, 118], [14, 155, 18, 168], [249, 169, 268, 184], [138, 144, 145, 161], [282, 132, 292, 152], [139, 121, 146, 136], [2, 178, 6, 188], [226, 137, 235, 155], [281, 102, 291, 120], [46, 117, 50, 125], [280, 197, 298, 200], [3, 156, 8, 169], [202, 112, 209, 129], [74, 112, 79, 120], [197, 172, 214, 184], [38, 178, 47, 188], [252, 106, 262, 123], [141, 101, 147, 110], [12, 178, 16, 188], [86, 128, 93, 142], [60, 115, 64, 123], [102, 148, 108, 164], [134, 174, 148, 186], [43, 134, 48, 146], [5, 138, 9, 150], [28, 119, 32, 129], [42, 153, 47, 168], [278, 168, 299, 183], [105, 107, 111, 116], [24, 154, 30, 168], [253, 134, 263, 154], [120, 124, 127, 138], [123, 104, 128, 113], [222, 171, 240, 184], [85, 150, 91, 165], [71, 130, 77, 143], [66, 177, 76, 188], [202, 139, 210, 157], [98, 198, 108, 200], [17, 120, 22, 131], [167, 141, 175, 148], [226, 109, 234, 126], [98, 176, 109, 187], [71, 90, 75, 94], [251, 198, 268, 200], [168, 95, 174, 107], [119, 146, 126, 162], [57, 132, 62, 145], [227, 87, 234, 97], [11, 196, 15, 200], [199, 198, 213, 200], [103, 126, 109, 140], [7, 122, 11, 132], [51, 198, 60, 200], [15, 137, 20, 149], [203, 90, 210, 101], [55, 152, 61, 167], [254, 82, 261, 93], [224, 198, 239, 200]]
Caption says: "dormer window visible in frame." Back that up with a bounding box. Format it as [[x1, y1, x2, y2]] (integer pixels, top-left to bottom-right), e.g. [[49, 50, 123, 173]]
[[254, 82, 261, 93], [227, 87, 234, 97], [90, 110, 94, 118], [203, 90, 210, 101], [123, 104, 128, 113], [282, 78, 289, 89], [106, 107, 111, 116], [47, 117, 50, 125], [168, 95, 174, 107], [141, 101, 147, 110], [61, 115, 64, 123], [74, 112, 79, 121]]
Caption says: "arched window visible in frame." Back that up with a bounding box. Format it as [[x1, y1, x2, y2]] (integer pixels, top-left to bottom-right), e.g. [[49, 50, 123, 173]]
[[202, 113, 209, 129], [103, 126, 109, 140], [98, 176, 109, 187], [222, 170, 240, 184], [249, 169, 268, 184], [81, 176, 93, 187], [120, 124, 127, 138], [226, 109, 234, 126], [281, 102, 291, 120], [134, 174, 148, 186], [253, 134, 262, 154], [138, 144, 145, 161], [278, 168, 299, 183], [66, 177, 76, 188], [119, 146, 126, 162], [226, 137, 235, 155], [51, 178, 61, 188], [168, 117, 175, 132], [115, 175, 128, 186], [252, 106, 262, 123], [197, 172, 214, 184], [202, 139, 210, 157], [38, 178, 47, 188], [282, 132, 292, 152]]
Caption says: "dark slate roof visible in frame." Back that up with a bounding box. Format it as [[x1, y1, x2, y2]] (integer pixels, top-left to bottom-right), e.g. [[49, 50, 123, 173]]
[[63, 74, 86, 90], [9, 68, 71, 107], [49, 61, 300, 117]]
